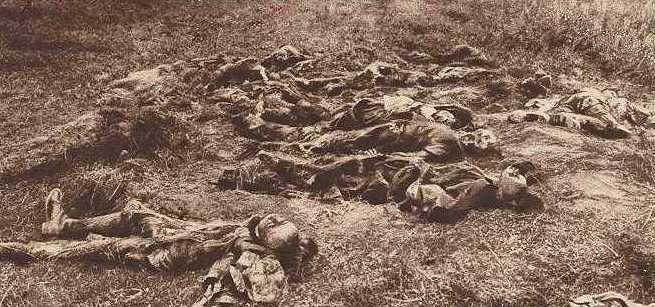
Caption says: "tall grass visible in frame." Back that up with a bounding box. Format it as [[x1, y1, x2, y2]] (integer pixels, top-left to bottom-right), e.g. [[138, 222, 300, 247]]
[[626, 131, 655, 186], [376, 0, 655, 85]]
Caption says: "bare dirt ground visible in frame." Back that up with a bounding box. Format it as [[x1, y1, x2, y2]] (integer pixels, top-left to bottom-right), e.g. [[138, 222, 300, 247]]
[[1, 0, 655, 306]]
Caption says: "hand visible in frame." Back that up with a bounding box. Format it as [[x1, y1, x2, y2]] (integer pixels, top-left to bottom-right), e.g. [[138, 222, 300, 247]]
[[362, 148, 380, 156]]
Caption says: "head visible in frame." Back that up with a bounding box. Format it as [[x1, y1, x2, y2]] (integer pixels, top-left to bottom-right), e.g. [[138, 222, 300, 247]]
[[390, 165, 421, 203], [280, 236, 319, 276], [254, 214, 318, 272], [263, 45, 305, 68], [508, 110, 527, 123], [627, 103, 655, 127], [496, 165, 528, 204], [255, 214, 300, 252], [297, 237, 318, 262], [434, 110, 457, 127], [601, 88, 618, 98], [412, 184, 455, 211], [460, 128, 497, 153], [374, 62, 395, 75], [382, 95, 415, 114]]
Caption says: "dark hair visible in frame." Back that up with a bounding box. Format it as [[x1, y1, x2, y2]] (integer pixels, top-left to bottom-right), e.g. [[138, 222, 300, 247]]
[[279, 237, 319, 278], [299, 237, 318, 261]]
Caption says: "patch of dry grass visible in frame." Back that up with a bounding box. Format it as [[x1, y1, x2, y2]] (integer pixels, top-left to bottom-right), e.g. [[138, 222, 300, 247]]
[[375, 0, 655, 84], [283, 202, 655, 306], [624, 132, 655, 185]]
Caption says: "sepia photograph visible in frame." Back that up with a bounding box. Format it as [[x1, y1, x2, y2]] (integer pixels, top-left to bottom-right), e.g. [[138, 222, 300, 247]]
[[1, 0, 654, 306]]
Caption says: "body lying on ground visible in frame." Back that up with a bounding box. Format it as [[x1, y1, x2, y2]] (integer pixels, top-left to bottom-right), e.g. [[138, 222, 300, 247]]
[[569, 291, 655, 307], [509, 88, 655, 138], [232, 93, 497, 161], [1, 44, 495, 182], [0, 189, 317, 306], [328, 95, 474, 130], [213, 150, 540, 222]]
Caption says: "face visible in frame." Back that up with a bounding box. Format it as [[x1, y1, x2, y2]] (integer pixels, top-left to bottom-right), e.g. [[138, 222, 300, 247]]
[[461, 129, 497, 152], [298, 237, 318, 261], [496, 166, 527, 203], [629, 104, 654, 126], [601, 89, 618, 98], [434, 110, 456, 127], [256, 214, 299, 251]]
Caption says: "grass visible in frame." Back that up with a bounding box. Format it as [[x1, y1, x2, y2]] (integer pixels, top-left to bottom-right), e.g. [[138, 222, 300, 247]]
[[625, 131, 655, 185], [375, 0, 655, 84], [2, 0, 655, 306]]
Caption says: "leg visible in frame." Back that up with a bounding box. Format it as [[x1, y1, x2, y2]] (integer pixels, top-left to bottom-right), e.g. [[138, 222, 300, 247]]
[[232, 112, 302, 141], [548, 112, 582, 130], [551, 112, 630, 138], [295, 129, 368, 154], [214, 151, 320, 193], [259, 97, 328, 127], [508, 110, 550, 124], [0, 233, 231, 271], [5, 189, 240, 269], [425, 162, 495, 187], [42, 188, 205, 239]]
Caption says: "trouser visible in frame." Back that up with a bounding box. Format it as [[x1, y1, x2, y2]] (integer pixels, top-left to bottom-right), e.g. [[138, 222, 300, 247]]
[[2, 193, 244, 270], [548, 111, 630, 138]]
